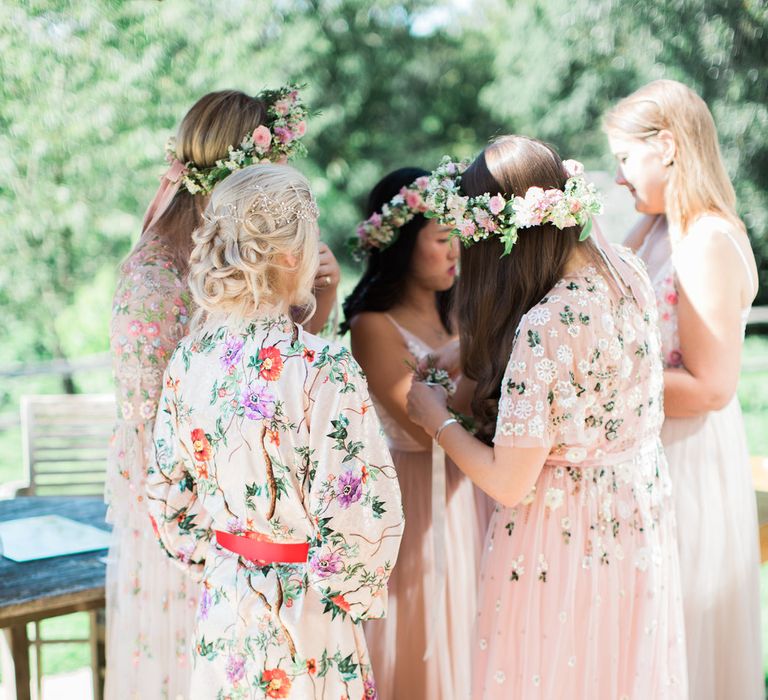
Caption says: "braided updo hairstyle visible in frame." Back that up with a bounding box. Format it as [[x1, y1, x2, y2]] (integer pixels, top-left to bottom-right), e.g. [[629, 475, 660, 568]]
[[188, 164, 319, 325]]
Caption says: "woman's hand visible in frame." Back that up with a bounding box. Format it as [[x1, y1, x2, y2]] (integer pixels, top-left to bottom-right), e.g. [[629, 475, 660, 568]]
[[406, 378, 451, 437], [420, 337, 461, 377], [314, 242, 340, 293]]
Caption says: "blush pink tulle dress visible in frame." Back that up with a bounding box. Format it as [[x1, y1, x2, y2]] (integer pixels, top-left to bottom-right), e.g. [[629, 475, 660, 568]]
[[472, 253, 688, 699]]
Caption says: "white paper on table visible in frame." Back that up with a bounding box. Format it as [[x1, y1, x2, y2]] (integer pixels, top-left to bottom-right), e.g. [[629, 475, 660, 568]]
[[0, 515, 111, 562]]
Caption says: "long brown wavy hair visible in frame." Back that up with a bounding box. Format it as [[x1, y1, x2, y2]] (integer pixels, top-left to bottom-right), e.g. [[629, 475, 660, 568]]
[[148, 90, 268, 273], [458, 135, 602, 444]]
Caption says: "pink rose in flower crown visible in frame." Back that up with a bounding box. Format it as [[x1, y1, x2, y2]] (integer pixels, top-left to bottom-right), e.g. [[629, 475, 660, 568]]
[[459, 220, 477, 239], [512, 191, 544, 227], [369, 212, 383, 229], [295, 120, 307, 137], [252, 125, 272, 152], [563, 159, 584, 177], [404, 189, 423, 211], [489, 194, 506, 216], [474, 208, 498, 233], [274, 98, 292, 116], [415, 176, 430, 189]]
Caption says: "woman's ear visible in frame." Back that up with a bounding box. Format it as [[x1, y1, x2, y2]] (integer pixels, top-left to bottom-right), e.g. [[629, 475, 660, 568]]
[[656, 129, 676, 166]]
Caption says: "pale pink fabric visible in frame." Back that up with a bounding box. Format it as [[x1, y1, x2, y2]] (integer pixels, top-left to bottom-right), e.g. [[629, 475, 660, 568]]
[[141, 159, 188, 234], [105, 235, 196, 700], [363, 316, 486, 700], [473, 251, 688, 699], [638, 218, 763, 700]]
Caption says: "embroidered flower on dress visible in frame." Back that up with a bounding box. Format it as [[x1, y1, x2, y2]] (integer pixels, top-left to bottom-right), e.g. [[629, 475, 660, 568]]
[[261, 668, 292, 698], [220, 337, 244, 369], [257, 346, 284, 381], [336, 470, 363, 509], [309, 549, 344, 578], [240, 382, 276, 420]]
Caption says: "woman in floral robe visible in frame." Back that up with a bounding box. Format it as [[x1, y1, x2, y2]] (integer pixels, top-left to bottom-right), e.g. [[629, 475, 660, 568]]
[[107, 88, 338, 699], [146, 163, 403, 700]]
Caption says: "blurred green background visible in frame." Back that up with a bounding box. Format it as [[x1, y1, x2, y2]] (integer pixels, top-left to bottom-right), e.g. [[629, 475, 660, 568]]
[[1, 0, 767, 687]]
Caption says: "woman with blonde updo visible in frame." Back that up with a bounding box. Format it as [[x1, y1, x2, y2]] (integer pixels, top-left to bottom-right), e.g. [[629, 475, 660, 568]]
[[107, 88, 338, 699], [146, 164, 403, 700], [605, 79, 762, 699]]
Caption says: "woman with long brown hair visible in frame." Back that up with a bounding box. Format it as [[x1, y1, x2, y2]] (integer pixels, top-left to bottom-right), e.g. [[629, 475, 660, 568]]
[[605, 79, 762, 699], [407, 136, 688, 698], [106, 87, 338, 699]]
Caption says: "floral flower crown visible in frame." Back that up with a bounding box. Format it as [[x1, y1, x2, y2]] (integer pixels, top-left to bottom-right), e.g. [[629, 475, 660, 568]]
[[349, 175, 431, 261], [425, 156, 603, 255], [166, 84, 309, 196]]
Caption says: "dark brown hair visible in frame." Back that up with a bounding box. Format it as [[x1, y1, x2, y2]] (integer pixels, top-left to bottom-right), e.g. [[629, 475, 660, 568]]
[[458, 135, 600, 444], [149, 90, 268, 273]]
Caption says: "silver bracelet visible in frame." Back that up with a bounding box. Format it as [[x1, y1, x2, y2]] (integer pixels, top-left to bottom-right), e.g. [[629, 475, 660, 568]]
[[434, 417, 459, 445]]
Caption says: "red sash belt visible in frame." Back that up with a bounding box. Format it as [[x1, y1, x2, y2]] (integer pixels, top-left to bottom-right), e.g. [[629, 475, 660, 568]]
[[215, 530, 310, 563]]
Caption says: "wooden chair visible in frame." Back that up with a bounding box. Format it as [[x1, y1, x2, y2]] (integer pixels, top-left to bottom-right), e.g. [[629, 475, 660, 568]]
[[16, 394, 115, 497], [6, 393, 115, 699]]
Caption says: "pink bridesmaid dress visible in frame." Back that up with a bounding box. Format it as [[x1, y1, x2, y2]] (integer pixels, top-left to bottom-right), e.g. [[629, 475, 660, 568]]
[[638, 217, 762, 700], [472, 254, 688, 699]]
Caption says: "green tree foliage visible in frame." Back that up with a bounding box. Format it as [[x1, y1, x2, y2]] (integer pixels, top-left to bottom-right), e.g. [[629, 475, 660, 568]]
[[1, 0, 765, 391], [0, 0, 501, 383], [478, 0, 768, 301]]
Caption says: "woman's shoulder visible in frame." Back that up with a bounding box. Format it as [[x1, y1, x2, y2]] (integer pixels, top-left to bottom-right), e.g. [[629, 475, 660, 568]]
[[121, 235, 180, 279]]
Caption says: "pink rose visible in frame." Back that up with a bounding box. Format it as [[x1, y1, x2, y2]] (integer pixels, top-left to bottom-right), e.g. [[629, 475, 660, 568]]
[[459, 220, 477, 239], [563, 159, 584, 177], [474, 209, 497, 233], [489, 194, 506, 215], [415, 176, 430, 189], [252, 125, 272, 152], [295, 120, 307, 137], [404, 189, 423, 210], [369, 212, 382, 228], [569, 200, 582, 213], [274, 99, 292, 116]]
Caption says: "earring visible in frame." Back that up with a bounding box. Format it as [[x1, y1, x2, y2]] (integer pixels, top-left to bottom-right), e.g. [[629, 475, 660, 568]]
[[664, 159, 674, 167]]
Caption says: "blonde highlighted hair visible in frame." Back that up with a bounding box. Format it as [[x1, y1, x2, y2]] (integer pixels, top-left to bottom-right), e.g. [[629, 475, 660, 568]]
[[188, 164, 319, 326], [604, 79, 742, 238]]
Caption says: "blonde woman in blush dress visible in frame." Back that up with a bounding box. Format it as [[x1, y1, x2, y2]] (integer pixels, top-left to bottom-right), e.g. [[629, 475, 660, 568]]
[[107, 88, 338, 699], [605, 78, 762, 700], [342, 168, 484, 700], [407, 137, 688, 699], [146, 164, 403, 699]]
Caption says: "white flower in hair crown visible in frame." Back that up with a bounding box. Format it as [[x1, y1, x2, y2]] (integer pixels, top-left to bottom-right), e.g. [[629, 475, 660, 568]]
[[166, 84, 309, 196], [349, 175, 432, 260], [425, 156, 604, 255]]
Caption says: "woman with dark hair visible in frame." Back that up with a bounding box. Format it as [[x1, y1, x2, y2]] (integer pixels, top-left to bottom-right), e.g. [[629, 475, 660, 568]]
[[407, 137, 688, 699], [343, 168, 482, 700]]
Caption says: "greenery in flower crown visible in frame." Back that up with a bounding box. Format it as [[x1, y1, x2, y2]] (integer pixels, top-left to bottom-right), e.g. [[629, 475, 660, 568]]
[[425, 155, 603, 256], [348, 175, 431, 261], [166, 84, 309, 196]]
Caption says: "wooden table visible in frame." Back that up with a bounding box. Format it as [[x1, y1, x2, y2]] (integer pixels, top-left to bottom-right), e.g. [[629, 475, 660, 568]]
[[0, 497, 110, 700]]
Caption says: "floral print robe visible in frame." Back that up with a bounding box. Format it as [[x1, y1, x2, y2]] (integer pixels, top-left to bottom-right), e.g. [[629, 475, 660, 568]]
[[146, 314, 404, 700]]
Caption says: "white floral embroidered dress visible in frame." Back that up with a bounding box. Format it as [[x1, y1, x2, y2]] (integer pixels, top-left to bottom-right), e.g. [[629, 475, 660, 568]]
[[472, 255, 688, 700], [106, 235, 196, 700], [146, 314, 404, 700], [638, 218, 762, 700]]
